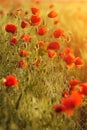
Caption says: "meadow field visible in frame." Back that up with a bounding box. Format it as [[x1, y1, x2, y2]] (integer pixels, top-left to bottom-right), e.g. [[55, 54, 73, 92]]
[[0, 1, 87, 130]]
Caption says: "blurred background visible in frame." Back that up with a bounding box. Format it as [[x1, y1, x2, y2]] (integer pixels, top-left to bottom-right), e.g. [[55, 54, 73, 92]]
[[0, 0, 87, 7]]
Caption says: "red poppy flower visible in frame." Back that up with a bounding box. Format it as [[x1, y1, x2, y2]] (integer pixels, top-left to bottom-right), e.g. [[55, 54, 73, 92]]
[[61, 90, 83, 115], [10, 36, 17, 45], [31, 7, 40, 15], [47, 41, 60, 51], [47, 49, 56, 58], [5, 23, 17, 33], [53, 29, 66, 39], [62, 97, 76, 109], [64, 108, 74, 116], [48, 10, 58, 18], [34, 59, 42, 67], [59, 52, 65, 58], [54, 20, 59, 25], [71, 90, 83, 106], [19, 50, 29, 57], [21, 20, 28, 28], [75, 57, 84, 68], [30, 15, 41, 26], [64, 53, 75, 68], [18, 59, 28, 68], [38, 41, 46, 47], [21, 34, 32, 42], [69, 79, 81, 90], [62, 91, 69, 98], [37, 27, 47, 35], [3, 75, 18, 87], [54, 104, 65, 114], [59, 47, 72, 58], [80, 83, 87, 95], [64, 47, 72, 55]]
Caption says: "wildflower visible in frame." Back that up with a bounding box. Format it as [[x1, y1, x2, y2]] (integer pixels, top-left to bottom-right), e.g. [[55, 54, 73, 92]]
[[10, 36, 17, 45], [38, 41, 46, 47], [34, 59, 42, 67], [54, 104, 65, 114], [3, 75, 18, 87], [47, 41, 60, 51], [47, 49, 56, 58], [5, 23, 17, 33], [21, 34, 32, 42], [71, 90, 83, 106], [18, 59, 28, 68], [21, 20, 28, 28], [62, 91, 69, 98], [59, 52, 65, 58], [64, 53, 75, 68], [64, 47, 72, 55], [62, 97, 76, 110], [19, 50, 29, 57], [31, 7, 40, 15], [48, 10, 58, 18], [53, 29, 66, 39], [62, 90, 83, 115], [69, 79, 81, 90], [59, 47, 75, 67], [37, 27, 47, 35], [54, 20, 59, 25], [65, 108, 74, 116], [59, 47, 73, 58], [75, 57, 84, 68], [79, 83, 87, 95], [30, 15, 41, 26]]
